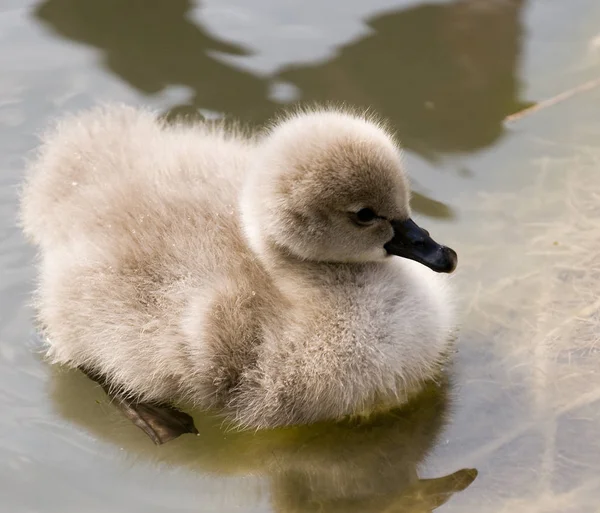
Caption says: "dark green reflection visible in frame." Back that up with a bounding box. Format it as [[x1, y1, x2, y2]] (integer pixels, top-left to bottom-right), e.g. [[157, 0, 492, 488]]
[[34, 0, 272, 118], [52, 368, 476, 512], [33, 0, 529, 219], [279, 0, 531, 158]]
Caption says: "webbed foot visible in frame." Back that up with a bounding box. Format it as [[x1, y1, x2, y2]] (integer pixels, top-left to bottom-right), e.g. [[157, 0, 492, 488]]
[[79, 366, 198, 445]]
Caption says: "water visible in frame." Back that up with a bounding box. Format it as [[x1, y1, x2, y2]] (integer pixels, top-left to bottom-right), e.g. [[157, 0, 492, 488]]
[[2, 1, 600, 511]]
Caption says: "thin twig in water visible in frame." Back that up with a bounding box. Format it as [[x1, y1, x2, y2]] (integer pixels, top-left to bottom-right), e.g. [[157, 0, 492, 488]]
[[505, 77, 600, 123]]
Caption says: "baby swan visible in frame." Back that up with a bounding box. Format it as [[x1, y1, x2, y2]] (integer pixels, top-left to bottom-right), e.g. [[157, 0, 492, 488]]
[[20, 105, 457, 444]]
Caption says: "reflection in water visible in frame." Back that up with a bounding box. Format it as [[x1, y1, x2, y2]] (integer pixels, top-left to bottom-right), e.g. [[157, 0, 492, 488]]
[[32, 0, 530, 219], [51, 368, 476, 512], [34, 0, 272, 118], [279, 0, 531, 158]]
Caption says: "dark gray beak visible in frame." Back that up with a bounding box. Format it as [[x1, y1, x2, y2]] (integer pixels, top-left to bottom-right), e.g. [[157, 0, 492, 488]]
[[384, 218, 457, 273]]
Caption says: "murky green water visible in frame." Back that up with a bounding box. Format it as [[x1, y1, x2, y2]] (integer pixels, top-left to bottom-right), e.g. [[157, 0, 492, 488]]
[[2, 1, 600, 512]]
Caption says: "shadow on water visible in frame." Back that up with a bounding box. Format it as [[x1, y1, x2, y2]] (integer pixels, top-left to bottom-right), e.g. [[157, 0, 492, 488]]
[[51, 367, 476, 512], [32, 0, 530, 218]]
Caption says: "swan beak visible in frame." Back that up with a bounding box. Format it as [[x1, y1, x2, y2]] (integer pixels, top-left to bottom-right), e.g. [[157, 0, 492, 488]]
[[384, 218, 457, 273]]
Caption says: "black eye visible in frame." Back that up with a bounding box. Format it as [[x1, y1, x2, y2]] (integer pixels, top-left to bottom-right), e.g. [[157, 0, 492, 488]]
[[351, 208, 378, 226]]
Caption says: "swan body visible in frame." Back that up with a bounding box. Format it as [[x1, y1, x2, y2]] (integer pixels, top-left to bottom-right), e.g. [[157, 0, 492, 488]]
[[21, 105, 457, 434]]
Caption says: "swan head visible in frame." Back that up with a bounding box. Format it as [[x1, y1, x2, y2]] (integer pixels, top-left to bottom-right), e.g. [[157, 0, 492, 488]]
[[241, 108, 457, 272]]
